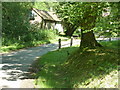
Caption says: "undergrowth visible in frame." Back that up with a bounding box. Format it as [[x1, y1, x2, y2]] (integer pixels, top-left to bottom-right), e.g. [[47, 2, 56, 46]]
[[1, 29, 59, 53]]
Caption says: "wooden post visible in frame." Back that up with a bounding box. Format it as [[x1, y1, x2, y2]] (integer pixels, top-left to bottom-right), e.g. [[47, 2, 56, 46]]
[[18, 36, 21, 40], [109, 30, 111, 41], [70, 37, 73, 47], [78, 34, 80, 38], [44, 21, 46, 29], [58, 39, 61, 49], [109, 37, 111, 41]]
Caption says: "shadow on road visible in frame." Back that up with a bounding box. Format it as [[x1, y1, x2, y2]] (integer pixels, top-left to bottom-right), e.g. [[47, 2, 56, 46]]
[[1, 43, 58, 82]]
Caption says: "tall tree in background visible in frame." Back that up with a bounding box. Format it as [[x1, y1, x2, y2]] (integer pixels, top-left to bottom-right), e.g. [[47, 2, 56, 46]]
[[2, 2, 32, 45], [95, 2, 120, 38], [56, 2, 81, 36]]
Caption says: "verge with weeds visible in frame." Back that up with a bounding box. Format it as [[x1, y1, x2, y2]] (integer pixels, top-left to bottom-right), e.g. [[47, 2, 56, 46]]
[[1, 29, 59, 53]]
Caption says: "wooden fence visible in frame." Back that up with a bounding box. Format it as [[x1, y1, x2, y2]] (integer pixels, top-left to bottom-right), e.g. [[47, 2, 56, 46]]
[[58, 37, 74, 49]]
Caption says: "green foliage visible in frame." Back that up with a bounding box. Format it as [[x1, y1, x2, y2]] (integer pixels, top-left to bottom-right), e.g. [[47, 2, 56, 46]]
[[100, 40, 120, 49], [28, 24, 58, 42], [1, 2, 59, 52], [33, 2, 58, 11], [2, 2, 32, 35], [64, 48, 118, 88], [33, 2, 49, 11], [28, 29, 57, 43], [1, 29, 58, 52], [56, 2, 106, 31], [34, 47, 78, 88], [2, 2, 32, 45], [56, 2, 119, 37], [95, 3, 120, 37]]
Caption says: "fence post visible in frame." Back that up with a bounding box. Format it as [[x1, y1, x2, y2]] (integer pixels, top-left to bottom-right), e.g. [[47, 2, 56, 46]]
[[58, 38, 61, 49], [78, 34, 80, 38], [70, 37, 73, 47]]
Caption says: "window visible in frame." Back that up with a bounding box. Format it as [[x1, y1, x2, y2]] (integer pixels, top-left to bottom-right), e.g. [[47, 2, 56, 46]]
[[29, 10, 35, 20]]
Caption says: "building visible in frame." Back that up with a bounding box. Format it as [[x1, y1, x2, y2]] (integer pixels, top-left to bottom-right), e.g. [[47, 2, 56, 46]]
[[29, 8, 63, 33]]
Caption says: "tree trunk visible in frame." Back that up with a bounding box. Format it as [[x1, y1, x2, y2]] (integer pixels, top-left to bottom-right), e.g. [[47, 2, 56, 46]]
[[79, 7, 102, 49], [65, 25, 78, 36], [63, 21, 78, 36], [65, 28, 76, 36], [80, 30, 102, 49]]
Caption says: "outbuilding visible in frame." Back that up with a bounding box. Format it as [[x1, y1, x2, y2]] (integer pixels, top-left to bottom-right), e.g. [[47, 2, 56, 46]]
[[29, 8, 63, 33]]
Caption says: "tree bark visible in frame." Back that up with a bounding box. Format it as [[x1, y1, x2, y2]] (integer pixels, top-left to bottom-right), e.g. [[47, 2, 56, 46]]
[[80, 30, 102, 49], [63, 21, 78, 36], [65, 24, 78, 36], [65, 28, 76, 36], [79, 5, 102, 49]]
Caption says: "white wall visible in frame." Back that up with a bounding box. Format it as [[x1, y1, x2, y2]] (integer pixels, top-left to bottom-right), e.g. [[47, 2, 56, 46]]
[[30, 10, 64, 32], [55, 23, 64, 32]]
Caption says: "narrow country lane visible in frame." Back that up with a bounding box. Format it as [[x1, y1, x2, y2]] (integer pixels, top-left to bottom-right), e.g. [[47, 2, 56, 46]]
[[0, 39, 80, 88], [1, 37, 119, 88]]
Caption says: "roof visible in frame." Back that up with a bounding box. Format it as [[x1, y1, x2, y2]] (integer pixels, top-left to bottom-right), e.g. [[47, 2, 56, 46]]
[[33, 8, 61, 22]]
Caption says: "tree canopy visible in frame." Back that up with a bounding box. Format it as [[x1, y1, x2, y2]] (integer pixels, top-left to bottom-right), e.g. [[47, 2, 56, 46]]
[[33, 2, 58, 11], [95, 2, 120, 38], [2, 2, 32, 39], [55, 2, 119, 48]]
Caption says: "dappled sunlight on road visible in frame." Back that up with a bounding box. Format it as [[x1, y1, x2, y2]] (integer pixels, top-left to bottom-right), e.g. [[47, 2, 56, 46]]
[[1, 43, 59, 88], [1, 40, 80, 88]]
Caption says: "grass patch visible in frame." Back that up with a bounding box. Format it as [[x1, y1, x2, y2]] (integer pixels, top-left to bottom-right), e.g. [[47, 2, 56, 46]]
[[0, 40, 50, 53], [33, 47, 78, 88], [100, 40, 120, 49], [1, 29, 70, 53], [1, 34, 70, 53], [37, 47, 119, 88], [63, 48, 118, 88], [34, 40, 119, 88]]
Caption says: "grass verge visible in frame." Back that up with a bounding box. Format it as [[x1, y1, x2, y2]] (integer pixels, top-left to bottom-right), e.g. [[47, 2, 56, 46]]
[[31, 46, 78, 88], [100, 40, 120, 49], [33, 40, 119, 88], [0, 35, 70, 53], [0, 40, 50, 53]]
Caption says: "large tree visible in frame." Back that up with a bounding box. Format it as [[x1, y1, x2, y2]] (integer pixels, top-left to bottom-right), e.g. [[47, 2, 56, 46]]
[[95, 2, 120, 38], [56, 2, 119, 48], [56, 2, 81, 36], [78, 3, 103, 48]]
